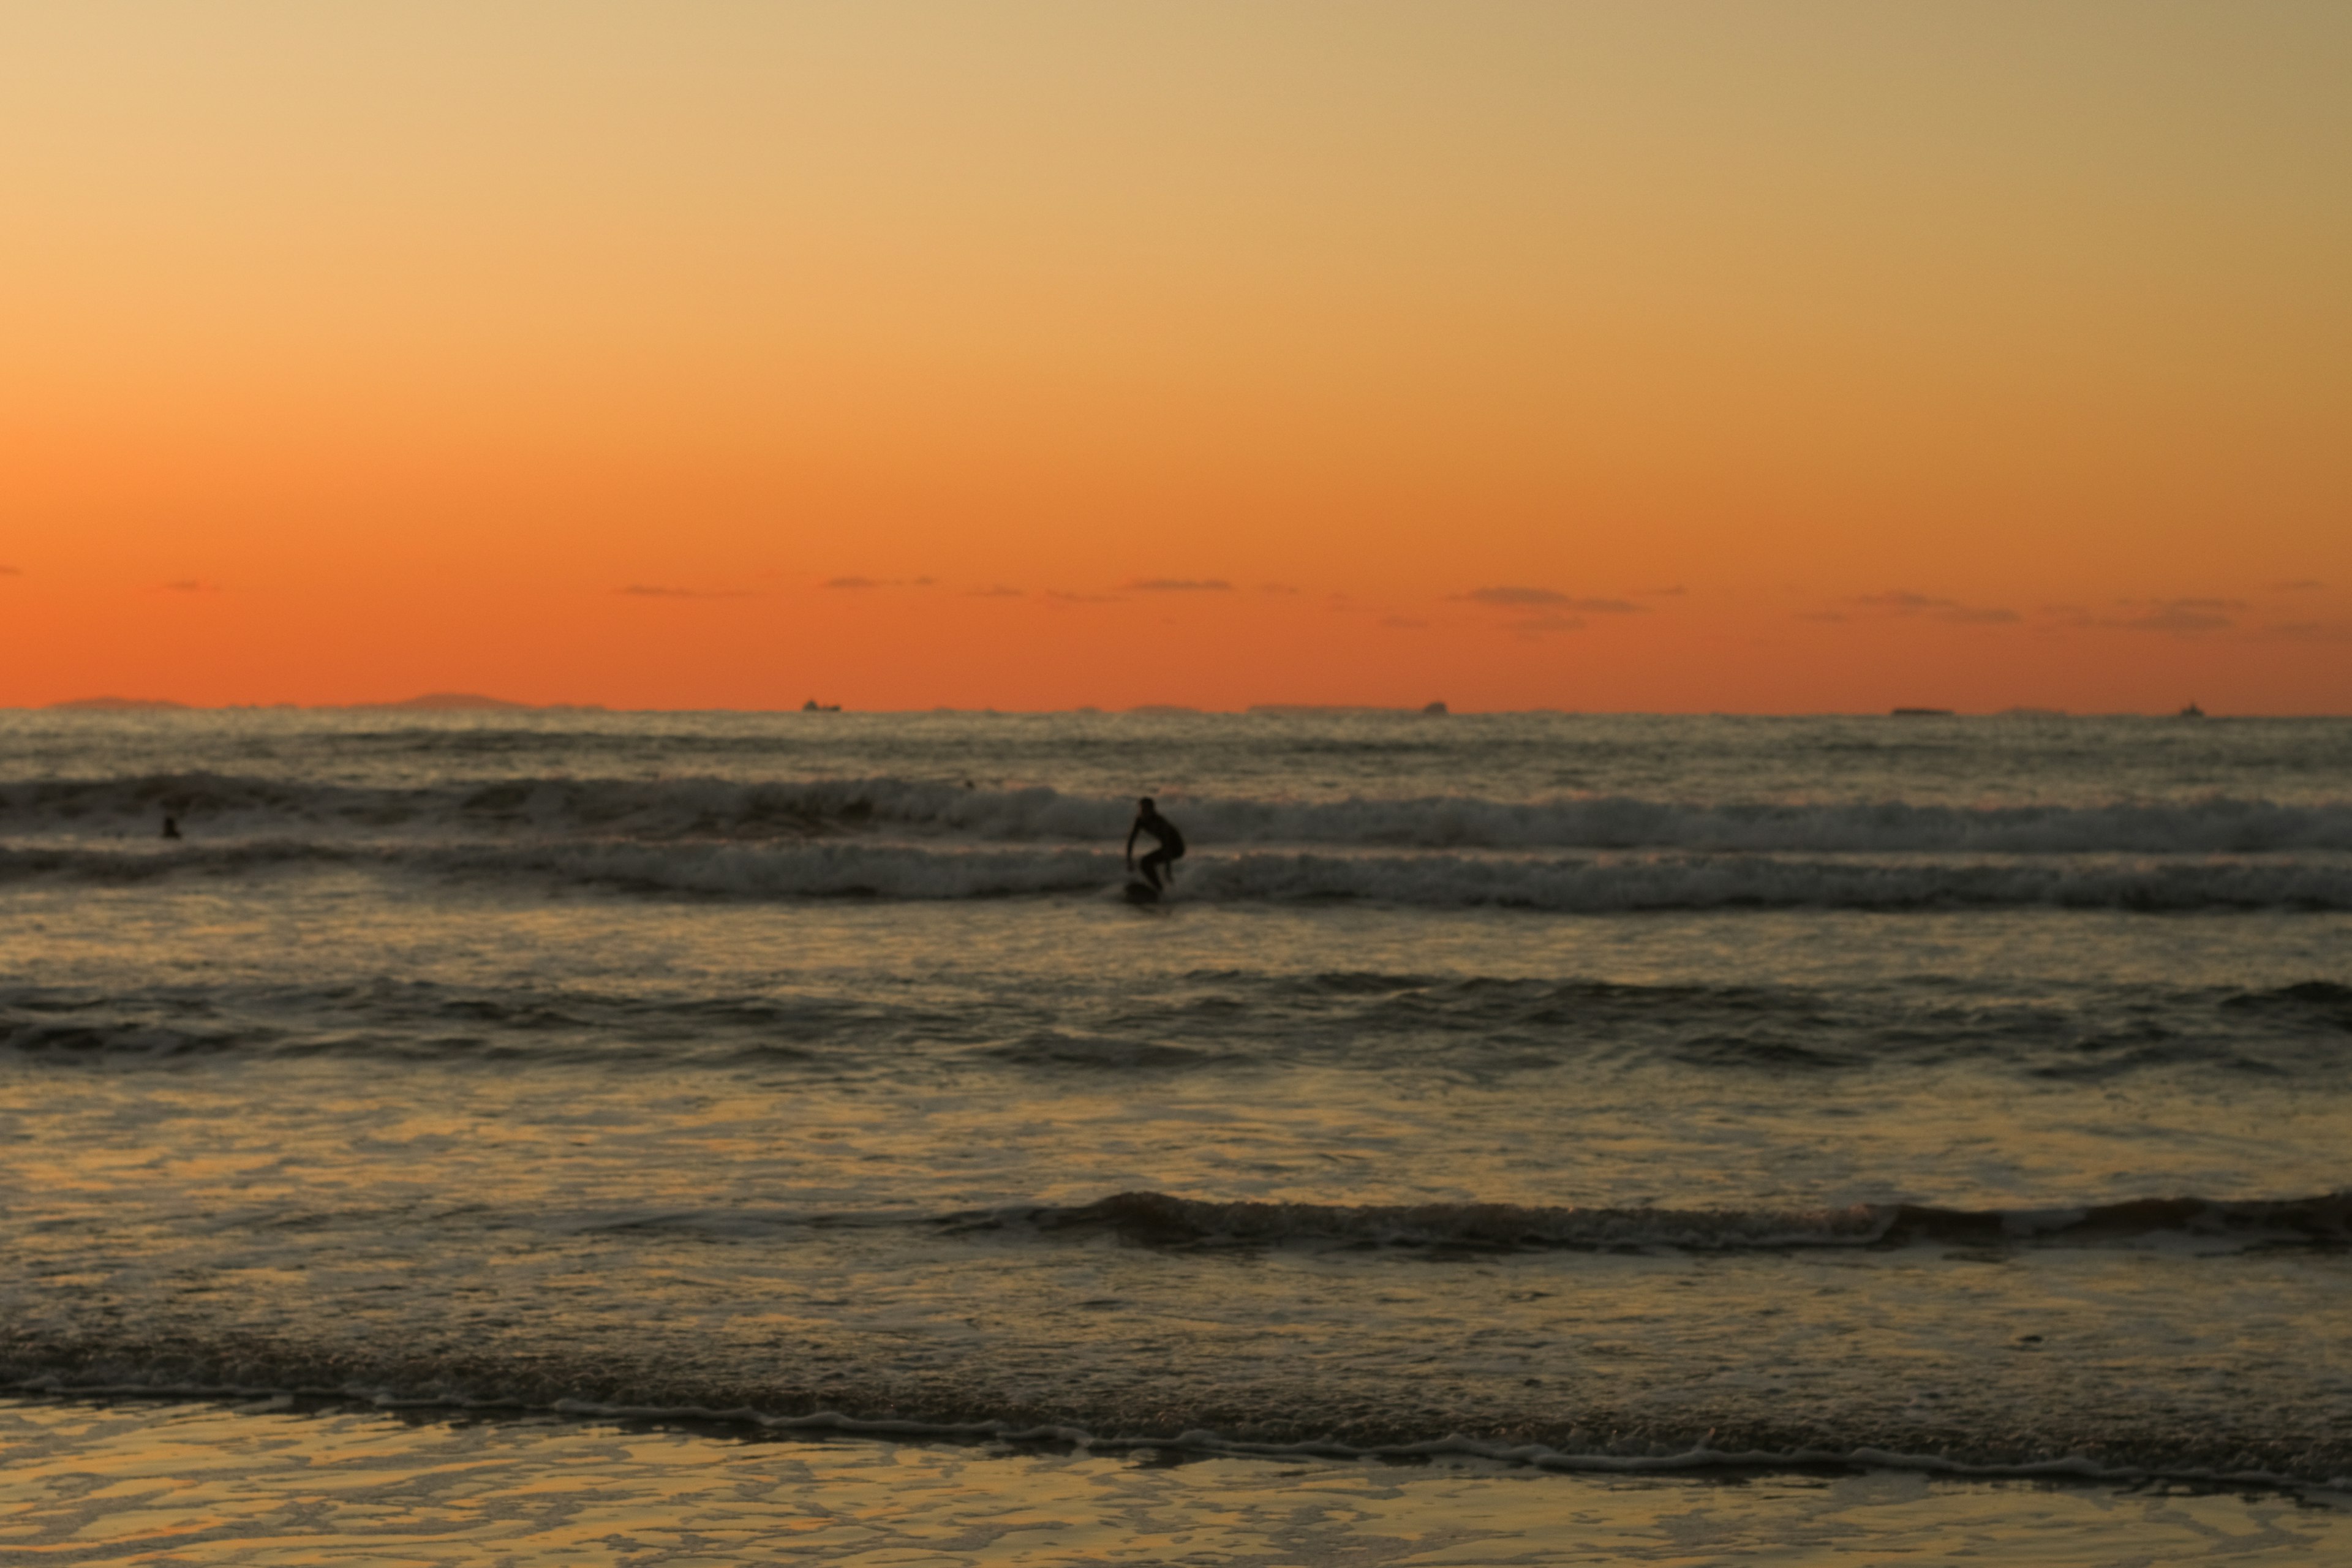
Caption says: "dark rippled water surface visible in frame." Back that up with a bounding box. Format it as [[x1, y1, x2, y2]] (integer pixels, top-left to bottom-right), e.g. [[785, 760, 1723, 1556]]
[[4, 710, 2348, 1485]]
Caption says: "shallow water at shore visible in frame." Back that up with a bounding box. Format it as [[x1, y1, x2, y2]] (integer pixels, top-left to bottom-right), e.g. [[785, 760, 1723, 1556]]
[[3, 1396, 2341, 1566]]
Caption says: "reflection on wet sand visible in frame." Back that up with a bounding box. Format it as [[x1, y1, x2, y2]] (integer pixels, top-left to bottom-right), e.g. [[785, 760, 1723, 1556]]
[[1, 1397, 2337, 1566]]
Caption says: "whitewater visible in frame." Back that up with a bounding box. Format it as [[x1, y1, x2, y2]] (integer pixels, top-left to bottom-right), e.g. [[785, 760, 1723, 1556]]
[[4, 706, 2350, 1559]]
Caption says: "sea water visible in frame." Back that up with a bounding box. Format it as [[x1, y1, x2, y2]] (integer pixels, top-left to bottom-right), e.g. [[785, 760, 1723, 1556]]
[[3, 709, 2349, 1559]]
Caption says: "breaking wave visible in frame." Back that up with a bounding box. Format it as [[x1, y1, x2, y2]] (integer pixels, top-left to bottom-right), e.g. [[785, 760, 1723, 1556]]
[[6, 839, 2351, 911], [9, 772, 2352, 854], [1, 1380, 2339, 1491]]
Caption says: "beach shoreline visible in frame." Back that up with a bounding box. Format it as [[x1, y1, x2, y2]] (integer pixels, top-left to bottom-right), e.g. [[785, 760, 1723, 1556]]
[[4, 1394, 2343, 1566]]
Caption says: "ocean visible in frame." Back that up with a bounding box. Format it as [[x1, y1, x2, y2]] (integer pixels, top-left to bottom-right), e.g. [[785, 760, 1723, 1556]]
[[4, 707, 2349, 1562]]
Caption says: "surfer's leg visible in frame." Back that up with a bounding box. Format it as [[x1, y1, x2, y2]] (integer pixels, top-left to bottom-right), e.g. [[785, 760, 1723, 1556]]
[[1141, 848, 1172, 889]]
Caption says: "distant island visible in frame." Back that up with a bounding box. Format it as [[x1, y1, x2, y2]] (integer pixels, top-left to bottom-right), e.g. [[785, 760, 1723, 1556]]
[[1250, 704, 1382, 717], [1246, 704, 1451, 717], [49, 696, 190, 711], [47, 693, 609, 713], [352, 692, 537, 712], [330, 693, 607, 712]]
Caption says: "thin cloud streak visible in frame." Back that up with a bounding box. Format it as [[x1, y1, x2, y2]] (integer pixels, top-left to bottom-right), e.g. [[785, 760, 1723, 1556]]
[[617, 585, 753, 599], [2253, 620, 2352, 642], [1848, 590, 2021, 625], [1509, 614, 1588, 636], [1460, 586, 1643, 614], [2111, 598, 2242, 634]]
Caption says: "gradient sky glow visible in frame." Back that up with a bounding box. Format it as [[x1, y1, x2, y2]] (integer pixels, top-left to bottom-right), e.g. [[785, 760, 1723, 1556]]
[[5, 2, 2348, 711]]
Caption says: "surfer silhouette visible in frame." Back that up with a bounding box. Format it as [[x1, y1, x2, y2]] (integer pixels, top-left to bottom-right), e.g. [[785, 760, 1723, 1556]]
[[160, 815, 182, 840], [1126, 797, 1186, 891]]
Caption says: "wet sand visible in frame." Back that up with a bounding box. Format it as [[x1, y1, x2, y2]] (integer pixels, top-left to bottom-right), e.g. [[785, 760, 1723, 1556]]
[[1, 1396, 2339, 1566]]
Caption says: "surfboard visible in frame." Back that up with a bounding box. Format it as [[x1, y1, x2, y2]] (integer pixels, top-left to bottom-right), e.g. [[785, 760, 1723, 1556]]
[[1123, 880, 1162, 905]]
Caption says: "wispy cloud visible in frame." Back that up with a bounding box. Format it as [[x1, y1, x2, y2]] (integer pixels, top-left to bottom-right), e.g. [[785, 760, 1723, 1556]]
[[1849, 590, 2019, 625], [1463, 586, 1565, 608], [154, 579, 222, 594], [2111, 597, 2242, 635], [1458, 586, 1642, 614], [1260, 582, 1301, 595], [824, 575, 934, 590], [1125, 578, 1232, 592], [2252, 619, 2352, 642], [2264, 579, 2326, 592], [617, 584, 753, 599], [1045, 589, 1119, 605], [1509, 614, 1589, 636], [0, 566, 20, 576], [967, 585, 1023, 598], [1449, 585, 1645, 635], [1379, 615, 1427, 629]]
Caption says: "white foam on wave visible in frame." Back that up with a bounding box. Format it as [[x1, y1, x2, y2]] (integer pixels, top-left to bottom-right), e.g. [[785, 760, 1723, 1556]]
[[9, 772, 2352, 854], [5, 1381, 2338, 1492], [8, 839, 2352, 910]]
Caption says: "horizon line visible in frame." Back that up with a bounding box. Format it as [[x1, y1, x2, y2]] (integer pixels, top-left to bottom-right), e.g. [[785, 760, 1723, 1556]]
[[13, 696, 2333, 720]]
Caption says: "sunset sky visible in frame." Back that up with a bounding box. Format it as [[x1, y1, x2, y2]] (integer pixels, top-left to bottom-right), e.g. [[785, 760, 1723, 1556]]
[[4, 2, 2347, 712]]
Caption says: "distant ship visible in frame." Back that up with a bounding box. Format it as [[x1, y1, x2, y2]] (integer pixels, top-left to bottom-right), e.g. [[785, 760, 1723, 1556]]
[[1890, 707, 1954, 717], [801, 698, 842, 712], [2178, 701, 2206, 718]]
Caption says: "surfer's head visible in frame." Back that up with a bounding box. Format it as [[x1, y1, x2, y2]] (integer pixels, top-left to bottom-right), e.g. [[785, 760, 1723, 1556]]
[[1138, 797, 1155, 813]]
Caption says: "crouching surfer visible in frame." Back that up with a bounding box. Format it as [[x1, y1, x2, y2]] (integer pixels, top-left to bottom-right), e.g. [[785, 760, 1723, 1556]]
[[1126, 797, 1186, 892]]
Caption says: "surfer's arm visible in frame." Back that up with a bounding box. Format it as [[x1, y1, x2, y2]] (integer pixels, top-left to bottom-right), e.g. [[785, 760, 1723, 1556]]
[[1125, 821, 1139, 866]]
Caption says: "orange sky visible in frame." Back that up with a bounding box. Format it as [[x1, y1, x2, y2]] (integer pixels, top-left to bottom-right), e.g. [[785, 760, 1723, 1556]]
[[4, 2, 2348, 712]]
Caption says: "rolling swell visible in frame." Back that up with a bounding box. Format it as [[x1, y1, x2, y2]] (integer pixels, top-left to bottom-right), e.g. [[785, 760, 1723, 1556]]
[[963, 1189, 2352, 1251], [6, 839, 2350, 911], [6, 1322, 2345, 1487], [491, 1188, 2352, 1254], [9, 974, 2339, 1076], [9, 772, 2352, 854]]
